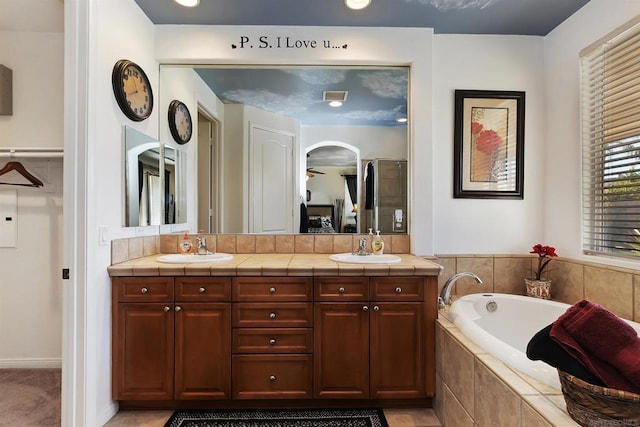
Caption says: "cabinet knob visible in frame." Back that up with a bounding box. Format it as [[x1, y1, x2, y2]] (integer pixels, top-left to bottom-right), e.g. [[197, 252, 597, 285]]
[[269, 287, 276, 294], [270, 312, 277, 319], [373, 305, 380, 311], [141, 287, 148, 294], [199, 287, 206, 293], [338, 287, 345, 293], [269, 338, 277, 345], [269, 375, 276, 381], [395, 287, 402, 293], [175, 306, 182, 312], [362, 306, 369, 312], [163, 306, 171, 312]]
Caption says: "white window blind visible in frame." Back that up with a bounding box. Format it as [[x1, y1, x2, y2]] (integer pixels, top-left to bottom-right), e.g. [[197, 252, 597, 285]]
[[582, 21, 640, 258]]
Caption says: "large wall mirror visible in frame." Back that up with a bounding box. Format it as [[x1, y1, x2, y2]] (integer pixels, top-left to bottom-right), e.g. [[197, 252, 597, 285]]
[[124, 126, 185, 227], [159, 65, 409, 234]]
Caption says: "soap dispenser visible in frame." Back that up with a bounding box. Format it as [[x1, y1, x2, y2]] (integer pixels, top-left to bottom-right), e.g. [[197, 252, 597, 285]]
[[180, 232, 192, 254], [372, 230, 384, 255]]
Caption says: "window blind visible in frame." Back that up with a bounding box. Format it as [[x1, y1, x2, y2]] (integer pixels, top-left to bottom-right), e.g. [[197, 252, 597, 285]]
[[582, 21, 640, 258]]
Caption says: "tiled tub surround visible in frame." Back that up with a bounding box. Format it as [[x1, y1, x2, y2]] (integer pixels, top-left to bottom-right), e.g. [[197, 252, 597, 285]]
[[110, 233, 411, 265], [435, 315, 578, 426]]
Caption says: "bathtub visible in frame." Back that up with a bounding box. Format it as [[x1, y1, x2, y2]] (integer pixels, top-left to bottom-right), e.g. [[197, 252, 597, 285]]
[[448, 293, 640, 390]]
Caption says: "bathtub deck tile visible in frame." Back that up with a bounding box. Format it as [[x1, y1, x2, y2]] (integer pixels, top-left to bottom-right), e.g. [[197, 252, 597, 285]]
[[476, 353, 540, 396], [512, 369, 563, 396], [522, 395, 579, 426], [443, 326, 486, 356]]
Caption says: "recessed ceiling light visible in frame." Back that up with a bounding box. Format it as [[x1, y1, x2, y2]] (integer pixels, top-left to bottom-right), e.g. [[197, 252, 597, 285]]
[[397, 117, 408, 123], [345, 0, 371, 10], [329, 101, 343, 108], [174, 0, 200, 7]]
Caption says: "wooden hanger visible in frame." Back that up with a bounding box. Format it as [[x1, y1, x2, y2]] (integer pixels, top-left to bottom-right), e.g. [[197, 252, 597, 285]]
[[0, 161, 44, 187]]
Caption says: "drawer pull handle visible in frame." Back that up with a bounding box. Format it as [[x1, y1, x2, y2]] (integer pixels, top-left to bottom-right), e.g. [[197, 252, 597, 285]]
[[362, 306, 369, 312], [141, 287, 148, 294], [269, 339, 277, 345], [269, 287, 276, 294], [270, 312, 277, 319], [269, 375, 276, 381], [373, 305, 380, 311], [175, 306, 182, 312], [338, 287, 345, 293], [163, 306, 171, 312], [199, 287, 206, 293], [395, 287, 402, 293]]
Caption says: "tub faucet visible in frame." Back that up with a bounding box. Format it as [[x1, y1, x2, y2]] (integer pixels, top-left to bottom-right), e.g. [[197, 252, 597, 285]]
[[438, 272, 483, 309]]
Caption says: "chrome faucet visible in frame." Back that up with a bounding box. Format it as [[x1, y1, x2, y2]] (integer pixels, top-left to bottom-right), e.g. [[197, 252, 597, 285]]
[[195, 235, 210, 255], [353, 237, 371, 256], [438, 272, 483, 309]]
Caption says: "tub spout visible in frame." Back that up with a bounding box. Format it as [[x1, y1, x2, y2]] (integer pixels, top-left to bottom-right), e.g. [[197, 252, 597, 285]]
[[438, 272, 483, 310]]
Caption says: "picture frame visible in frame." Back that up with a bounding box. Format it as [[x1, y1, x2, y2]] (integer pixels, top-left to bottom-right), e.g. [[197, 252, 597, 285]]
[[453, 89, 525, 199]]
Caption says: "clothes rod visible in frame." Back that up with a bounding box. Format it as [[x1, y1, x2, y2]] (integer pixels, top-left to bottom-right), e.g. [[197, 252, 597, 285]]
[[0, 148, 64, 158]]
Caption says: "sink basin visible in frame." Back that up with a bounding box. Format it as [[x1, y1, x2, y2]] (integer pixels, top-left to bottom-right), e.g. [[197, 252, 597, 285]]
[[329, 253, 402, 264], [156, 253, 233, 264]]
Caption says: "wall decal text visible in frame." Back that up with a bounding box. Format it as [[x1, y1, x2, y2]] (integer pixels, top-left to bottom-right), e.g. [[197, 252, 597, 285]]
[[231, 36, 348, 50]]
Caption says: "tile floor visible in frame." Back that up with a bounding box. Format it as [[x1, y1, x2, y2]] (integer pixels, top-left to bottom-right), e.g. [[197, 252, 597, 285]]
[[103, 408, 441, 427]]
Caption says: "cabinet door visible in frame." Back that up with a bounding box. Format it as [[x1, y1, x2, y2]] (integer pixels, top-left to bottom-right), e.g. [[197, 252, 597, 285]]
[[370, 302, 425, 399], [114, 303, 174, 400], [314, 303, 369, 399], [174, 303, 231, 400]]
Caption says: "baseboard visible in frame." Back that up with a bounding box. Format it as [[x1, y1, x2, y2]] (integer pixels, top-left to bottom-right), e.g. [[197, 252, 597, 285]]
[[0, 358, 62, 369], [98, 401, 119, 426]]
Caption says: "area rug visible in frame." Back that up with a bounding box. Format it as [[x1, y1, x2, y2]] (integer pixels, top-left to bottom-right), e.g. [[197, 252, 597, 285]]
[[164, 408, 389, 427]]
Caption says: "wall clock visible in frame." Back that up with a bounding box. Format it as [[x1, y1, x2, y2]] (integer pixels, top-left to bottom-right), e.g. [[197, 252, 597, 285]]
[[111, 59, 153, 122], [168, 100, 193, 144]]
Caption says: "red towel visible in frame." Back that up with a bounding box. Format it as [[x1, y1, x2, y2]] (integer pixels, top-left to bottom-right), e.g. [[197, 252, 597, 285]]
[[550, 300, 640, 393]]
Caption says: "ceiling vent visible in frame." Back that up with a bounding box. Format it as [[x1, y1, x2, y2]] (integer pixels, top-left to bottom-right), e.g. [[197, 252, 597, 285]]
[[323, 90, 348, 102]]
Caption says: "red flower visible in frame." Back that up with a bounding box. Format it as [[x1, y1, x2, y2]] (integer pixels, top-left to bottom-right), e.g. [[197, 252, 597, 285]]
[[471, 121, 483, 135], [529, 244, 558, 280], [476, 129, 503, 154]]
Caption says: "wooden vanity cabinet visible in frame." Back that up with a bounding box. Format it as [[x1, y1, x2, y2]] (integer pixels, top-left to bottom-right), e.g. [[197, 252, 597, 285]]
[[314, 277, 430, 399], [112, 277, 231, 401], [231, 277, 314, 399]]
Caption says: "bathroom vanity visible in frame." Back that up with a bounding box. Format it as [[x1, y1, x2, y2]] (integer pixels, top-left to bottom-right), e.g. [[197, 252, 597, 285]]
[[109, 253, 440, 409]]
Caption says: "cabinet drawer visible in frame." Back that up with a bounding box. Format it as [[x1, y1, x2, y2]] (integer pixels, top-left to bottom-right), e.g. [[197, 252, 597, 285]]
[[233, 277, 312, 302], [233, 303, 313, 328], [116, 277, 173, 302], [232, 354, 312, 399], [233, 328, 313, 354], [314, 277, 369, 301], [371, 277, 424, 301], [175, 277, 231, 302]]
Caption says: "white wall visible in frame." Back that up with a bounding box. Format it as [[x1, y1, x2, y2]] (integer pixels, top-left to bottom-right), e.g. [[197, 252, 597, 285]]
[[84, 0, 158, 423], [433, 34, 546, 254], [544, 0, 640, 269], [301, 126, 407, 160], [0, 30, 64, 366]]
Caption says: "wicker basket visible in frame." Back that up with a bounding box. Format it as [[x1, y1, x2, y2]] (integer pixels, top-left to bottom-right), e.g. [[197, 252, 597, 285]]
[[558, 370, 640, 426]]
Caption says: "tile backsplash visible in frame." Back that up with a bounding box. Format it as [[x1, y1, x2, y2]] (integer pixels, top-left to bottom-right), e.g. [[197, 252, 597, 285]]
[[111, 233, 410, 264], [436, 254, 640, 323]]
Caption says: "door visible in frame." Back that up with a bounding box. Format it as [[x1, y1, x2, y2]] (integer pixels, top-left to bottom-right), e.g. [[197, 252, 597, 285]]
[[114, 303, 174, 400], [370, 302, 425, 399], [197, 111, 218, 233], [174, 303, 231, 399], [249, 125, 294, 233], [314, 303, 369, 398]]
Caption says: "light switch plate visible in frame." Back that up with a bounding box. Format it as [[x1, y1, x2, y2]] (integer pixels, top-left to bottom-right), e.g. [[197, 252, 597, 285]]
[[0, 190, 18, 247]]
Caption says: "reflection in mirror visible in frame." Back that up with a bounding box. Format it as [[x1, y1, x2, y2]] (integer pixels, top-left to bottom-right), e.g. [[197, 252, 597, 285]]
[[124, 126, 184, 227], [160, 65, 409, 234]]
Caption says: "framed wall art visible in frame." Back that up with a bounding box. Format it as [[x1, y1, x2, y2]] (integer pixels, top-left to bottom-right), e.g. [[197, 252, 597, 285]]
[[453, 89, 525, 199]]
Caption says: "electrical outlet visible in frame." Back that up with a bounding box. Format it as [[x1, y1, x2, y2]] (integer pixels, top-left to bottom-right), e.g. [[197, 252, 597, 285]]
[[98, 226, 108, 246]]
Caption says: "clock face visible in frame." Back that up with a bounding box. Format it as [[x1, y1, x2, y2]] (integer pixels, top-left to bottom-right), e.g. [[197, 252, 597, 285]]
[[168, 100, 193, 144], [112, 60, 153, 121]]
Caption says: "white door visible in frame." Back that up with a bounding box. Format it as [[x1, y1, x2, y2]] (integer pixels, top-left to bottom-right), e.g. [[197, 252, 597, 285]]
[[249, 125, 294, 233]]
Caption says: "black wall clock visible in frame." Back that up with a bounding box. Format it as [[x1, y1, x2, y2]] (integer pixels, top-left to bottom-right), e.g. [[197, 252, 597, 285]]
[[168, 100, 193, 144], [111, 59, 153, 122]]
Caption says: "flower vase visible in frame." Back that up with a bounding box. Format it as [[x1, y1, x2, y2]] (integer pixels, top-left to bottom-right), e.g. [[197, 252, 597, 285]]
[[525, 278, 551, 300]]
